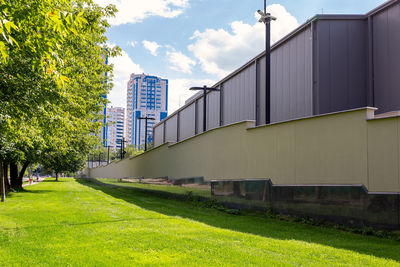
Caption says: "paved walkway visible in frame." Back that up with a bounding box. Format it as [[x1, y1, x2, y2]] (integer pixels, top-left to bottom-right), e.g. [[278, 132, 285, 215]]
[[22, 177, 46, 187]]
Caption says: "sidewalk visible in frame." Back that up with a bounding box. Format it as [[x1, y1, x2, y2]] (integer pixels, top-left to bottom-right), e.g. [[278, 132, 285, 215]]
[[22, 177, 45, 187]]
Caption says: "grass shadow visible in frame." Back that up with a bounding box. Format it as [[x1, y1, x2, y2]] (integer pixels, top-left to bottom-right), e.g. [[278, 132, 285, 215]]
[[21, 189, 54, 194], [76, 178, 400, 262], [40, 179, 68, 183], [0, 217, 177, 232], [6, 189, 54, 198]]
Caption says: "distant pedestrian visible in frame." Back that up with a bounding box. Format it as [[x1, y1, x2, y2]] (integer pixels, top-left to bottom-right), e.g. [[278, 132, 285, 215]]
[[36, 174, 39, 182], [29, 178, 33, 185]]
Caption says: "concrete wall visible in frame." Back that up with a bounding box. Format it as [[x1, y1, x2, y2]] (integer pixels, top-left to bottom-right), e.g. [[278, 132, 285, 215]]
[[89, 108, 400, 193]]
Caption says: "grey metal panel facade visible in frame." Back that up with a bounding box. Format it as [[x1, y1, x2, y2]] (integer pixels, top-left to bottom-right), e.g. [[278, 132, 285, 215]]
[[270, 27, 313, 123], [179, 102, 196, 140], [151, 0, 400, 147], [222, 64, 256, 125], [257, 57, 266, 125], [372, 2, 400, 114], [207, 91, 220, 129], [153, 123, 164, 147], [196, 97, 204, 134], [315, 19, 367, 114], [165, 115, 178, 143]]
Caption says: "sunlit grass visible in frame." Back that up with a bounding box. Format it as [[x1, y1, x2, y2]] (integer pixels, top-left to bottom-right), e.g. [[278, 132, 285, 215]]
[[0, 178, 398, 266]]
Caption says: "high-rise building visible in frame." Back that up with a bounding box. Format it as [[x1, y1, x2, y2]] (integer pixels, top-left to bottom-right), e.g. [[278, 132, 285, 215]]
[[126, 73, 168, 149], [106, 106, 125, 149], [101, 53, 109, 147]]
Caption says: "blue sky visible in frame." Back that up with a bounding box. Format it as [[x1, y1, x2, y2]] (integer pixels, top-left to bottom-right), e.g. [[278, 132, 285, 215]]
[[95, 0, 386, 113]]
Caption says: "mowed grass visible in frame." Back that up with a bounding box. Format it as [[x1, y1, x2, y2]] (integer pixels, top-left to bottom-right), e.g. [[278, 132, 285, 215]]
[[97, 178, 211, 198], [0, 178, 398, 266]]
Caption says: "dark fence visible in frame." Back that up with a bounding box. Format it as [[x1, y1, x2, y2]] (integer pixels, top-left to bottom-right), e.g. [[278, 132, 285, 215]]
[[86, 177, 399, 230], [211, 179, 400, 230]]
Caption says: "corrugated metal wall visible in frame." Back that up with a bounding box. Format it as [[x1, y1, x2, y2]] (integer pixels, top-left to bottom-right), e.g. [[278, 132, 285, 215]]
[[207, 91, 221, 129], [372, 2, 400, 114], [164, 115, 177, 143], [315, 19, 367, 114], [154, 122, 164, 147], [152, 0, 400, 148], [270, 27, 313, 122], [196, 97, 203, 134], [256, 57, 266, 125], [222, 64, 256, 125], [179, 102, 196, 140]]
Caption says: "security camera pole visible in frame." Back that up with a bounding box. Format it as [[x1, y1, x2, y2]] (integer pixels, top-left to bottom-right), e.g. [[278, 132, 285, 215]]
[[258, 2, 276, 124], [137, 116, 155, 151], [190, 85, 220, 132]]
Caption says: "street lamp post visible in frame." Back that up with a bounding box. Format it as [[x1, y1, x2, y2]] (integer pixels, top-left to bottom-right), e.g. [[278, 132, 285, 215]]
[[137, 116, 155, 151], [189, 85, 220, 132], [105, 145, 112, 164], [257, 2, 276, 124], [116, 137, 127, 159]]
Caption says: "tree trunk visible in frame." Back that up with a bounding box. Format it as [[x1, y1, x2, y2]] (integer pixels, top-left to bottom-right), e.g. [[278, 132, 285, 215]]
[[10, 162, 21, 190], [55, 172, 58, 181], [3, 162, 9, 192], [0, 155, 5, 202], [18, 161, 30, 186]]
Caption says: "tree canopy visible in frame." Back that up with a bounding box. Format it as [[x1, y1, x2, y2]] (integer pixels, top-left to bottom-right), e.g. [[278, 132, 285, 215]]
[[0, 0, 120, 197]]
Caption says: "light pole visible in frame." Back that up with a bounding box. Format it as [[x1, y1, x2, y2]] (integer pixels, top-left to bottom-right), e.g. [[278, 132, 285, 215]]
[[106, 145, 112, 164], [116, 137, 127, 159], [257, 2, 276, 124], [190, 85, 220, 132], [98, 152, 102, 167], [137, 116, 155, 151]]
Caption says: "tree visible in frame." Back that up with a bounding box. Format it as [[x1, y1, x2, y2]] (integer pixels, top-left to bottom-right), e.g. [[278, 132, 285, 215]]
[[125, 144, 143, 158], [41, 149, 86, 181], [0, 0, 119, 199]]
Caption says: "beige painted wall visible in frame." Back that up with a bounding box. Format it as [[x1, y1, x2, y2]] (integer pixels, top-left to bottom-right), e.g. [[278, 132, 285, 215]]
[[89, 108, 400, 192]]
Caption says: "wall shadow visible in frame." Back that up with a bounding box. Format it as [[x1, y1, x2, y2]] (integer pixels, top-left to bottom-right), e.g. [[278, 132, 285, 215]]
[[76, 178, 400, 262]]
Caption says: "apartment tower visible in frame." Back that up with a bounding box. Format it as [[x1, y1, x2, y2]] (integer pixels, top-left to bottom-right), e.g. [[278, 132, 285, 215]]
[[126, 73, 168, 149]]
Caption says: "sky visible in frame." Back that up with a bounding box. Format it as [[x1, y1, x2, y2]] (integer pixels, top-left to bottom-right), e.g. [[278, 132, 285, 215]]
[[94, 0, 387, 114]]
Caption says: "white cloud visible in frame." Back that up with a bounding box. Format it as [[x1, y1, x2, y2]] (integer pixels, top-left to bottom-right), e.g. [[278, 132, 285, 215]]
[[188, 4, 298, 78], [166, 50, 196, 74], [108, 49, 143, 109], [93, 0, 189, 25], [142, 40, 161, 56], [168, 78, 216, 114], [127, 41, 138, 47]]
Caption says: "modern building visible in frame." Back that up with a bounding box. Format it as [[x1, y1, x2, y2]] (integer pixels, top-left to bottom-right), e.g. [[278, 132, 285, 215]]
[[101, 53, 109, 147], [126, 73, 168, 149], [153, 0, 400, 146], [106, 106, 125, 149], [88, 0, 400, 229]]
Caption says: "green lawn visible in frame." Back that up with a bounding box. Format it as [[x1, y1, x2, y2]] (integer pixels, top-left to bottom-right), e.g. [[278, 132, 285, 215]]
[[95, 178, 211, 198], [0, 178, 399, 266]]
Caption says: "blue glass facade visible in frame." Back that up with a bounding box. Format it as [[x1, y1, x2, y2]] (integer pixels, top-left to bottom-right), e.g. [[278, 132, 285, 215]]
[[127, 74, 168, 149]]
